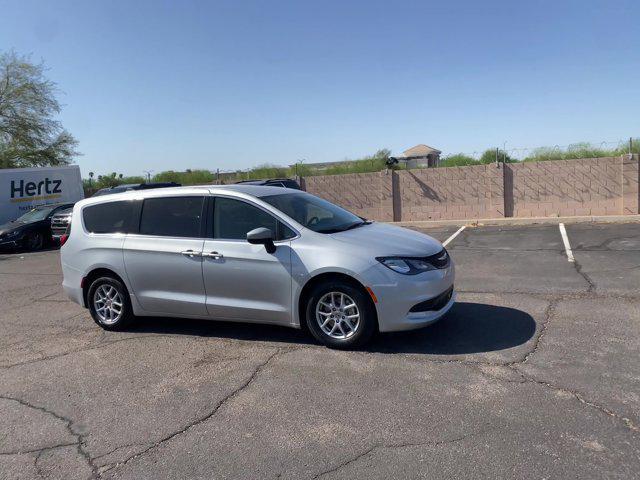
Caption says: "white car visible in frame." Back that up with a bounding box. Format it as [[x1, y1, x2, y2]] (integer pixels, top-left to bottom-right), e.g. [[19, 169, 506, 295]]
[[61, 185, 455, 348]]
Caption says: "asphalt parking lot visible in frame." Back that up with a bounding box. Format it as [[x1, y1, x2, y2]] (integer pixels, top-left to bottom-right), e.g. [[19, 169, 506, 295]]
[[1, 221, 639, 479]]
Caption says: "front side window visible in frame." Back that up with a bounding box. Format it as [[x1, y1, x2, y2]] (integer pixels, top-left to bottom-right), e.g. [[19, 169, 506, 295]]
[[213, 197, 294, 240], [83, 201, 134, 234], [261, 192, 365, 233], [139, 196, 204, 238]]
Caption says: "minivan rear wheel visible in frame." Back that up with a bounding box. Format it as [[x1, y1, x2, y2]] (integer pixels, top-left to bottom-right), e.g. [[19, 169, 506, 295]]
[[87, 276, 134, 330], [305, 281, 376, 349]]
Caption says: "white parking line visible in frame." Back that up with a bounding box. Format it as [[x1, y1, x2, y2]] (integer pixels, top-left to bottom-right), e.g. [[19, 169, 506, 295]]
[[442, 226, 466, 247], [559, 223, 575, 262]]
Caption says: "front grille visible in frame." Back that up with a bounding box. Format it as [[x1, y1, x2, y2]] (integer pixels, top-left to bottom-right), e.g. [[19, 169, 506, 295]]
[[409, 286, 454, 313], [51, 216, 71, 236]]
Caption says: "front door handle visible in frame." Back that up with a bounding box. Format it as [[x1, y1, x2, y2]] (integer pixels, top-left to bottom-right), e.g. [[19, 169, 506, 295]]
[[180, 250, 202, 258], [203, 251, 223, 259]]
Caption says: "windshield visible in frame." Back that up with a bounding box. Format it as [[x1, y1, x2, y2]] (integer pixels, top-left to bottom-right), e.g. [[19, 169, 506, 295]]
[[261, 192, 367, 233], [16, 206, 56, 223]]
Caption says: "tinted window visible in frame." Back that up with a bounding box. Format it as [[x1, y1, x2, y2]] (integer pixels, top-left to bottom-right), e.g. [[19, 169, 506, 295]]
[[214, 197, 294, 240], [261, 192, 364, 233], [277, 180, 300, 189], [139, 197, 204, 238], [83, 201, 134, 234]]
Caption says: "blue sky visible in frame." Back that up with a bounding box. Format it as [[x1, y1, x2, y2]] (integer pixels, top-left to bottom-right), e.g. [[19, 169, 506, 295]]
[[1, 0, 639, 176]]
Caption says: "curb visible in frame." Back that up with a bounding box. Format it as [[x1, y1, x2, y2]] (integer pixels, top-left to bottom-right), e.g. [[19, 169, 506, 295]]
[[391, 215, 640, 228]]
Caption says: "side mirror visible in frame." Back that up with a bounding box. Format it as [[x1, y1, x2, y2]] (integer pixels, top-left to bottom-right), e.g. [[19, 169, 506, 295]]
[[247, 227, 276, 254]]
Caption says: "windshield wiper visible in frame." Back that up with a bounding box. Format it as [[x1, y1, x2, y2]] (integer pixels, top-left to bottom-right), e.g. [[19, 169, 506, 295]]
[[318, 220, 372, 234], [343, 220, 371, 231]]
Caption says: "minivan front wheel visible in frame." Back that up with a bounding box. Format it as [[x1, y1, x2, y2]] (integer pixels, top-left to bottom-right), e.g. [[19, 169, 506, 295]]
[[88, 277, 133, 330], [305, 281, 376, 349]]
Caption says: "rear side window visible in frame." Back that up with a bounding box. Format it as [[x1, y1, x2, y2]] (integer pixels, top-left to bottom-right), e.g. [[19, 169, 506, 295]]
[[139, 196, 204, 238], [213, 197, 295, 240], [83, 201, 134, 234]]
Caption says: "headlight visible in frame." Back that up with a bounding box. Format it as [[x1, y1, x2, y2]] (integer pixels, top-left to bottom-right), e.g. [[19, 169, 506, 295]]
[[376, 256, 438, 275], [4, 230, 20, 238]]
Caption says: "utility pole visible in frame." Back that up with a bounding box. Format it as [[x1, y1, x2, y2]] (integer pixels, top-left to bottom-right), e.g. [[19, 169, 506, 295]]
[[143, 170, 153, 183], [630, 137, 633, 155], [495, 147, 499, 167]]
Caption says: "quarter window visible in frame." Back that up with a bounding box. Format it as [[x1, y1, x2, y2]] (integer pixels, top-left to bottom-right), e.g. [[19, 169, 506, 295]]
[[83, 201, 134, 234], [139, 197, 204, 238], [213, 197, 294, 240]]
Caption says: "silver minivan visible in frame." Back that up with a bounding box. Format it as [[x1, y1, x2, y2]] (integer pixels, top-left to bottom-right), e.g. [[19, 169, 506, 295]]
[[61, 185, 455, 348]]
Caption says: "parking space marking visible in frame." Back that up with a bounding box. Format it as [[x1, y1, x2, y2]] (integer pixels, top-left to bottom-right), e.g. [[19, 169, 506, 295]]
[[559, 223, 575, 262], [442, 226, 466, 247]]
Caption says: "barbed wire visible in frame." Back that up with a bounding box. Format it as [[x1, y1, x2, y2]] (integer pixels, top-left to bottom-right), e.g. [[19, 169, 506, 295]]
[[200, 138, 636, 176]]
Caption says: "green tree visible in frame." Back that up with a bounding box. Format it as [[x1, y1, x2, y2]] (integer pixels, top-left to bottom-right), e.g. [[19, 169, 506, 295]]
[[479, 148, 515, 164], [0, 51, 79, 168]]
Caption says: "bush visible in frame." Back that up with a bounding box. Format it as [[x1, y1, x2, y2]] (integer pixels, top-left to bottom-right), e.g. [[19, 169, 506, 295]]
[[152, 169, 214, 185], [439, 154, 478, 167], [522, 139, 639, 162]]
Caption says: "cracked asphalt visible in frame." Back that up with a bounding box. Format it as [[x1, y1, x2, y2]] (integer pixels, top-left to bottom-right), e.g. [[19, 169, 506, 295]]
[[1, 222, 639, 479]]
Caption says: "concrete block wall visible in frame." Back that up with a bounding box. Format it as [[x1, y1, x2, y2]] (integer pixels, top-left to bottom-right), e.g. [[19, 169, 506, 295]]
[[396, 164, 504, 221], [507, 157, 624, 217], [300, 155, 639, 222], [302, 171, 394, 221]]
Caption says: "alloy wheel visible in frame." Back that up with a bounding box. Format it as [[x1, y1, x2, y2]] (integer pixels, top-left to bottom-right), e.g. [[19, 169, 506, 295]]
[[93, 284, 124, 325], [27, 233, 43, 250], [315, 291, 360, 339]]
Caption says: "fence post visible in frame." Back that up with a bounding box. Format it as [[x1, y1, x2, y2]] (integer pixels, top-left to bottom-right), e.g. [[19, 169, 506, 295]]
[[503, 163, 514, 217], [392, 170, 401, 222], [622, 153, 639, 215]]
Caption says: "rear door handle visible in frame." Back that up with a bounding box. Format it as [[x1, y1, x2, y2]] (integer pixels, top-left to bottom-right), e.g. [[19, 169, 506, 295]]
[[180, 250, 202, 258], [203, 251, 223, 259]]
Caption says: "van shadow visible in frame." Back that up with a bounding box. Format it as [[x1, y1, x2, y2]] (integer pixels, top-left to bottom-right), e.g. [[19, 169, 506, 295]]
[[126, 302, 535, 355], [367, 302, 536, 355]]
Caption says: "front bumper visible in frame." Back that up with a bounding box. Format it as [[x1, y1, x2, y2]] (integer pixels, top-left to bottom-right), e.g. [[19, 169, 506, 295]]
[[0, 238, 20, 248], [365, 261, 456, 332], [390, 291, 456, 331]]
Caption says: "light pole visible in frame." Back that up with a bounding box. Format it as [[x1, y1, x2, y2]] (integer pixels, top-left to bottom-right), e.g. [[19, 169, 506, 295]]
[[143, 170, 153, 183]]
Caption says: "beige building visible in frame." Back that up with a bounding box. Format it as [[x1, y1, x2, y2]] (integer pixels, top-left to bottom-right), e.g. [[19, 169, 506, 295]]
[[397, 144, 442, 168]]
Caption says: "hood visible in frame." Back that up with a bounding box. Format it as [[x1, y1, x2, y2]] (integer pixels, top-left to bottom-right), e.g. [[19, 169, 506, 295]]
[[0, 221, 24, 235], [328, 222, 443, 257]]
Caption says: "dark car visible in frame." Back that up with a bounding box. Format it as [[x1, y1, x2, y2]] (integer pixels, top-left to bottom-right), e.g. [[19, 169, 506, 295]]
[[0, 203, 76, 252], [50, 206, 74, 243], [91, 182, 181, 197], [235, 178, 301, 189]]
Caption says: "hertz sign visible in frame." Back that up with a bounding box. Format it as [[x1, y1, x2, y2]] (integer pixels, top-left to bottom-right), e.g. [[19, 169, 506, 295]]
[[1, 166, 84, 223]]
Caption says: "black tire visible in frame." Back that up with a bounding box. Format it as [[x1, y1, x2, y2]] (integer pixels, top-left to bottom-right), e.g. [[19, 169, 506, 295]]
[[25, 231, 44, 251], [305, 280, 377, 349], [87, 276, 134, 330]]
